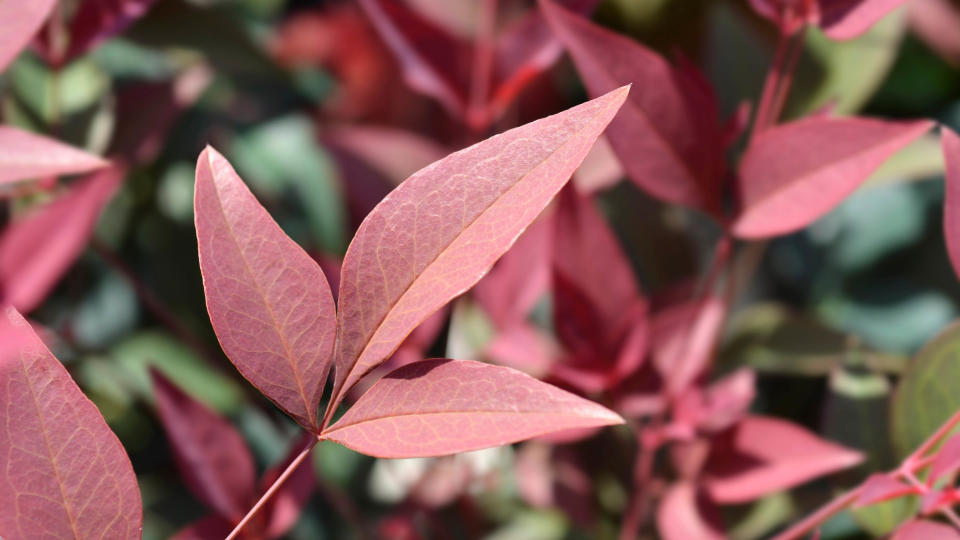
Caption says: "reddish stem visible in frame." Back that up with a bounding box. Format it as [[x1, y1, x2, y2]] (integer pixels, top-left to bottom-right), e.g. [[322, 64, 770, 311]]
[[751, 31, 789, 142], [768, 28, 806, 126], [620, 429, 659, 540], [466, 0, 498, 132], [226, 438, 318, 540]]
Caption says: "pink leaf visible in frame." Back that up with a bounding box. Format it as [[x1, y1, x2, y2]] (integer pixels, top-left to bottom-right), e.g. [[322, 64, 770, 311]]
[[910, 0, 960, 66], [942, 127, 960, 281], [0, 0, 55, 72], [651, 296, 726, 394], [704, 415, 864, 503], [541, 0, 724, 212], [321, 358, 623, 458], [572, 135, 624, 194], [733, 117, 932, 238], [0, 306, 142, 538], [194, 147, 337, 430], [893, 519, 960, 540], [656, 483, 725, 540], [0, 126, 108, 186], [485, 322, 559, 378], [856, 473, 918, 506], [931, 431, 960, 483], [151, 369, 256, 523], [819, 0, 911, 40], [0, 166, 124, 313], [330, 85, 629, 411]]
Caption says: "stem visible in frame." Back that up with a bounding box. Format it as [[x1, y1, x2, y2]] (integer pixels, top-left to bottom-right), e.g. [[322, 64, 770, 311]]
[[226, 438, 319, 540], [770, 486, 864, 540], [466, 0, 498, 132], [907, 408, 960, 465], [620, 430, 659, 540], [768, 29, 806, 126], [751, 31, 789, 143]]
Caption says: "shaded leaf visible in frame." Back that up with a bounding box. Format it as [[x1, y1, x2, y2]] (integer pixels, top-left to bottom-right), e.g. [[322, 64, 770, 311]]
[[151, 370, 256, 523], [0, 126, 108, 187], [656, 483, 725, 540], [733, 116, 932, 238], [943, 127, 960, 281], [330, 85, 629, 410], [542, 0, 724, 213], [704, 415, 864, 503], [321, 358, 623, 458], [0, 306, 141, 539], [0, 166, 124, 313], [194, 147, 336, 430], [42, 0, 160, 63]]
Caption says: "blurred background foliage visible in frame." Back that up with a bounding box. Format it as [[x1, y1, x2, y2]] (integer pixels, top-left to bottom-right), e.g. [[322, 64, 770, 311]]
[[8, 0, 960, 538]]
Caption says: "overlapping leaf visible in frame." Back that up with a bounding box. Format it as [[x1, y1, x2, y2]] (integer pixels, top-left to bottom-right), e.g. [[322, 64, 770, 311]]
[[194, 147, 337, 430], [0, 306, 141, 539], [0, 0, 55, 71], [329, 85, 629, 411], [733, 116, 932, 238], [321, 359, 623, 457]]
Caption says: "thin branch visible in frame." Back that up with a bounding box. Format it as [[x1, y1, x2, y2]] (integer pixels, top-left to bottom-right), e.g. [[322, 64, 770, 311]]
[[226, 437, 319, 540]]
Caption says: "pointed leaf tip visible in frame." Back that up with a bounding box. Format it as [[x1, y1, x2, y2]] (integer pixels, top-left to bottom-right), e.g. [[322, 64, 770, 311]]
[[194, 146, 336, 430]]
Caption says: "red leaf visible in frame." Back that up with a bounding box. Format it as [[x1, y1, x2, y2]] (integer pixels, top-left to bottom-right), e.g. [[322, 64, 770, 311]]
[[321, 358, 623, 458], [704, 415, 863, 502], [910, 0, 960, 66], [856, 473, 918, 506], [151, 370, 256, 523], [0, 0, 55, 71], [733, 117, 932, 238], [0, 126, 108, 186], [485, 322, 559, 378], [194, 147, 337, 430], [329, 85, 629, 412], [651, 296, 726, 394], [942, 127, 960, 281], [541, 0, 725, 213], [0, 306, 142, 538], [0, 166, 124, 313], [931, 431, 960, 483], [61, 0, 160, 61], [656, 483, 725, 540], [819, 0, 911, 40], [893, 519, 960, 540]]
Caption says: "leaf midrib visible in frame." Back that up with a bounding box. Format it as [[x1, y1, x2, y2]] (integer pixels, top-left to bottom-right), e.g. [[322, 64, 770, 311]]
[[322, 408, 613, 436]]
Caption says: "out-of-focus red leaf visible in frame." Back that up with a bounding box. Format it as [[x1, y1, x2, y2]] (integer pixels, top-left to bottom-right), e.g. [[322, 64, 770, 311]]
[[0, 306, 142, 539], [325, 126, 448, 188], [35, 0, 159, 64], [151, 370, 256, 523], [322, 358, 623, 458], [931, 431, 960, 483], [329, 86, 629, 412], [261, 439, 317, 539], [572, 135, 624, 194], [675, 368, 756, 433], [409, 456, 472, 508], [942, 128, 960, 281], [485, 322, 559, 378], [171, 516, 233, 540], [733, 117, 932, 238], [0, 126, 108, 187], [0, 166, 124, 313], [704, 415, 864, 503], [819, 0, 911, 40], [541, 0, 725, 213], [910, 0, 960, 66], [893, 519, 960, 539], [651, 296, 726, 394], [194, 147, 337, 431], [656, 483, 725, 540], [856, 473, 918, 506], [0, 0, 55, 71]]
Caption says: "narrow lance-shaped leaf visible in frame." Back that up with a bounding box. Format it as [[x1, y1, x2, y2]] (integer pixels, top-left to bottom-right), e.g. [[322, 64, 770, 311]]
[[942, 127, 960, 281], [151, 369, 256, 524], [541, 0, 724, 213], [195, 147, 337, 430], [0, 166, 125, 313], [0, 126, 108, 186], [732, 116, 932, 238], [0, 0, 55, 71], [329, 85, 629, 412], [0, 306, 142, 539], [321, 358, 623, 458]]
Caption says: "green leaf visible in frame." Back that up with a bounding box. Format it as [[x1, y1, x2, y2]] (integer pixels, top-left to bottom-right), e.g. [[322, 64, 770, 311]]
[[851, 495, 916, 537], [891, 322, 960, 459], [9, 54, 109, 123]]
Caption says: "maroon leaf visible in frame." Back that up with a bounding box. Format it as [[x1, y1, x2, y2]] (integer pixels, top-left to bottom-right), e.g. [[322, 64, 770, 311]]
[[0, 166, 124, 312], [819, 0, 911, 40], [151, 370, 256, 523], [704, 415, 864, 502], [0, 126, 108, 187], [943, 127, 960, 281], [194, 147, 337, 430], [541, 0, 725, 213], [0, 306, 142, 538], [733, 117, 932, 238], [651, 296, 726, 394], [855, 473, 918, 506], [321, 358, 623, 458], [0, 0, 55, 71], [329, 86, 629, 412], [61, 0, 160, 61], [171, 516, 233, 540], [656, 483, 725, 540]]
